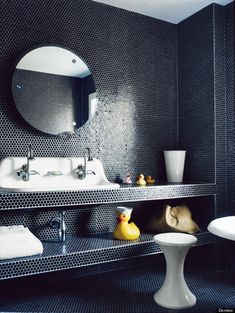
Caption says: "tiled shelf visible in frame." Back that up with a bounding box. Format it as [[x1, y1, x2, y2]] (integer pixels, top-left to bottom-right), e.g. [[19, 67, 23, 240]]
[[0, 182, 217, 280], [0, 182, 216, 210], [0, 231, 215, 280]]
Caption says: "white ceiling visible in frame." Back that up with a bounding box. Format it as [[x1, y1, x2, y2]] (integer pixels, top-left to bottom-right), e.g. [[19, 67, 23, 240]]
[[93, 0, 233, 24], [17, 47, 91, 78]]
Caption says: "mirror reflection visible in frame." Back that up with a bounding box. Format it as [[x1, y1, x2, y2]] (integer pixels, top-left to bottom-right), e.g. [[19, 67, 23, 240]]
[[12, 46, 97, 135]]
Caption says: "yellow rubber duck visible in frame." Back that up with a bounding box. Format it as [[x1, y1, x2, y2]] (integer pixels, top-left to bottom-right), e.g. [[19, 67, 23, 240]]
[[136, 173, 146, 185], [146, 175, 155, 184], [113, 207, 140, 240]]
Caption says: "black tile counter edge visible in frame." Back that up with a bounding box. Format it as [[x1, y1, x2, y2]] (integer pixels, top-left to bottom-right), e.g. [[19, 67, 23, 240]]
[[0, 182, 217, 210]]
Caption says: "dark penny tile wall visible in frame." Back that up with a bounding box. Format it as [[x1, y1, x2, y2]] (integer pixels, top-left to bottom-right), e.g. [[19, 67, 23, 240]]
[[178, 5, 215, 183], [178, 2, 234, 270], [224, 1, 235, 271], [213, 4, 228, 219], [0, 0, 234, 273], [178, 2, 234, 209], [0, 0, 178, 240], [225, 2, 235, 214], [1, 2, 233, 186], [1, 0, 178, 182]]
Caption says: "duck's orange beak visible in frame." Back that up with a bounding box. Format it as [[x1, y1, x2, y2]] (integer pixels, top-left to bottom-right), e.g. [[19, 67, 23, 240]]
[[117, 215, 125, 222]]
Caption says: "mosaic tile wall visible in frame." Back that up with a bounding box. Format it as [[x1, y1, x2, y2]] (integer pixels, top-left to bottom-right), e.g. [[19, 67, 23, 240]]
[[178, 3, 234, 212], [1, 0, 178, 182], [225, 2, 235, 264], [178, 4, 215, 184], [0, 0, 178, 238], [0, 0, 233, 276], [178, 3, 234, 270], [225, 2, 235, 212]]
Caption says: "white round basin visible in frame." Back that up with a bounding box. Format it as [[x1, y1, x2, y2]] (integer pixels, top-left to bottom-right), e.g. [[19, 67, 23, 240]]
[[207, 216, 235, 241]]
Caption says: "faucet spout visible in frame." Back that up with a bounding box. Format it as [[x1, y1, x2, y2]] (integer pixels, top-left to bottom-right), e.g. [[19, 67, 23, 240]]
[[49, 211, 66, 242], [25, 144, 35, 181], [17, 144, 38, 181], [27, 144, 35, 161], [59, 211, 66, 242], [85, 147, 93, 161], [76, 147, 94, 180]]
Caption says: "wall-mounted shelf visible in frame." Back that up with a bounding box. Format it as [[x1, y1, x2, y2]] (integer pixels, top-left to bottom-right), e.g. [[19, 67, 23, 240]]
[[0, 182, 216, 210], [0, 231, 216, 280], [0, 182, 217, 280]]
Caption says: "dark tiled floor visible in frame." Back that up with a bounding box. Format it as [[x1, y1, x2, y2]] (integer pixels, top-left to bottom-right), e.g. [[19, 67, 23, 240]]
[[0, 263, 234, 313]]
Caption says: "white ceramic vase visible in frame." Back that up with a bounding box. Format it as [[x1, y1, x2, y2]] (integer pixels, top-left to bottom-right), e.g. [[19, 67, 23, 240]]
[[164, 150, 186, 183]]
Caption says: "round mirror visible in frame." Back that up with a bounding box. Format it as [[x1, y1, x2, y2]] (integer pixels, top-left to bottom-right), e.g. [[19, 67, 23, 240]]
[[12, 46, 97, 135]]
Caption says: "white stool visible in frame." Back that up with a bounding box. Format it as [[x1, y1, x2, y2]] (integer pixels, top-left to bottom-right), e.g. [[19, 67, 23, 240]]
[[154, 232, 197, 309]]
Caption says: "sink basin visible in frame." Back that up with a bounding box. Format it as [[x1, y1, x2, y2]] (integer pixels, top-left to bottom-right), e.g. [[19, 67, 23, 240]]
[[207, 216, 235, 241], [0, 157, 120, 192]]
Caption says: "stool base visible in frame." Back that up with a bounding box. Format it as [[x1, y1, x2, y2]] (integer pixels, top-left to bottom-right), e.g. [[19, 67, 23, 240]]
[[154, 285, 196, 309], [154, 233, 197, 309]]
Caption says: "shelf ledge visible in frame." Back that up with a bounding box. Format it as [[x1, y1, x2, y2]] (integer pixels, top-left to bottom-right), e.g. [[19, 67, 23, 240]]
[[0, 182, 216, 210], [0, 231, 215, 280]]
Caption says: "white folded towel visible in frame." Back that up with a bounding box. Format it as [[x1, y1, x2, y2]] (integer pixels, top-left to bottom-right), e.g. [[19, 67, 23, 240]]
[[0, 225, 26, 234], [0, 225, 35, 243], [0, 225, 43, 260]]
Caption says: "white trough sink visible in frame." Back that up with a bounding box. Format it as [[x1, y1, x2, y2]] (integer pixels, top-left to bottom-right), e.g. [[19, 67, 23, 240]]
[[0, 157, 120, 192]]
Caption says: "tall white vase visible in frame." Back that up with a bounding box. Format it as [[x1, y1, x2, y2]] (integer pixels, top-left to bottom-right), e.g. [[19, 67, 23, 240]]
[[164, 150, 186, 183]]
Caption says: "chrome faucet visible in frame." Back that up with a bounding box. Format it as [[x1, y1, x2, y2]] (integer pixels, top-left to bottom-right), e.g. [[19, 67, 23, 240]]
[[17, 144, 39, 181], [76, 147, 95, 180], [49, 211, 66, 242]]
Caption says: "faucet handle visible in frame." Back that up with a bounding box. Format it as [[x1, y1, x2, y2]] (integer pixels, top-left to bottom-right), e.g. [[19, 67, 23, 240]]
[[75, 165, 86, 179], [21, 164, 28, 172], [29, 170, 40, 176], [49, 216, 61, 229], [17, 169, 29, 181], [86, 170, 96, 175]]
